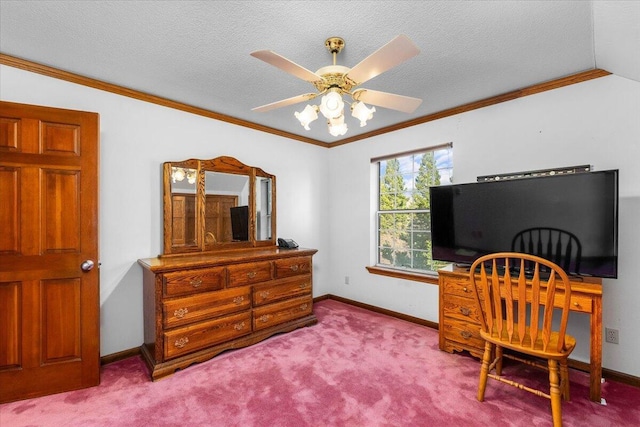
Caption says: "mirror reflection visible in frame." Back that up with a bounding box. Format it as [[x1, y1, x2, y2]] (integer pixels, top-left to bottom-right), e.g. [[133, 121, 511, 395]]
[[204, 172, 250, 245], [255, 177, 272, 241], [170, 167, 198, 248], [163, 156, 276, 255]]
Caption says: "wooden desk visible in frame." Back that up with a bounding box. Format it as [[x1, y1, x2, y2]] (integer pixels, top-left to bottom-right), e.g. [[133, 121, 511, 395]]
[[438, 265, 603, 403]]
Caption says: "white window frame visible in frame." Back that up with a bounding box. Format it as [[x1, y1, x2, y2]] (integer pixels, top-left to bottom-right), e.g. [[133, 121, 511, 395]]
[[372, 143, 453, 276]]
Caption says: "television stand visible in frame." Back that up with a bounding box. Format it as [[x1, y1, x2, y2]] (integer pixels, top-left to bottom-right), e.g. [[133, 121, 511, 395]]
[[437, 264, 604, 403]]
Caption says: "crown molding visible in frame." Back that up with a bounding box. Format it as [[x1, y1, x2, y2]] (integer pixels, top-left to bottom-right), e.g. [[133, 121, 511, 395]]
[[330, 68, 612, 147], [0, 53, 610, 149]]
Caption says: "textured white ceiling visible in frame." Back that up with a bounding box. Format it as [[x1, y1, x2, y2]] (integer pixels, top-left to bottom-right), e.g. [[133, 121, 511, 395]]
[[0, 1, 637, 144]]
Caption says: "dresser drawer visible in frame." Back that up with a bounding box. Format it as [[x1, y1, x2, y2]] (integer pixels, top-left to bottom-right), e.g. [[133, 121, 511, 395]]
[[227, 261, 273, 287], [164, 312, 251, 359], [253, 275, 312, 306], [442, 293, 483, 323], [274, 256, 312, 278], [163, 287, 250, 328], [253, 295, 313, 331], [163, 267, 226, 297], [441, 317, 485, 350]]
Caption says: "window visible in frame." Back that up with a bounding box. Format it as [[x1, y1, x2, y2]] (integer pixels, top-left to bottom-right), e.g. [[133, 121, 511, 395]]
[[375, 144, 453, 274]]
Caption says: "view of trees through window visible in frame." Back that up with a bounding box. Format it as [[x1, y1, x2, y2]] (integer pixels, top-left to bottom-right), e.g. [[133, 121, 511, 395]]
[[377, 146, 453, 273]]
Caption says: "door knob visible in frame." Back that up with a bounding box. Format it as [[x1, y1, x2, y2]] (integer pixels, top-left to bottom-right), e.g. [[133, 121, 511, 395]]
[[81, 260, 95, 271]]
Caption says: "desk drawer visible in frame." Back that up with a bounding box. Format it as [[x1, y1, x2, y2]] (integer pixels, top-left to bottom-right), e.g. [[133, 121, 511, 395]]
[[442, 277, 475, 298], [568, 294, 593, 313], [442, 294, 483, 323], [441, 317, 484, 350]]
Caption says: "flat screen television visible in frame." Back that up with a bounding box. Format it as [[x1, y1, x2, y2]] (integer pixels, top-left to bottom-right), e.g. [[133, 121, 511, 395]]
[[230, 205, 249, 241], [429, 169, 619, 278]]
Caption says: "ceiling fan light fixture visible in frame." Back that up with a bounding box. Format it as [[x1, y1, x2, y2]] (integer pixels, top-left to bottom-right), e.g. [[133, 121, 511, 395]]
[[294, 104, 319, 130], [319, 90, 344, 120], [252, 35, 421, 138], [327, 115, 348, 137], [351, 101, 376, 127]]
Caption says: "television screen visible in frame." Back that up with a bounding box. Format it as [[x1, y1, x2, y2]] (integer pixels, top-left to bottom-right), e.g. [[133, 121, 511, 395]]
[[429, 170, 619, 278], [230, 205, 249, 241]]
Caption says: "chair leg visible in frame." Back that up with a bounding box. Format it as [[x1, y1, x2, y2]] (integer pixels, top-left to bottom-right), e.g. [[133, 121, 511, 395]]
[[495, 345, 503, 376], [559, 358, 570, 401], [477, 341, 493, 402], [548, 359, 563, 427]]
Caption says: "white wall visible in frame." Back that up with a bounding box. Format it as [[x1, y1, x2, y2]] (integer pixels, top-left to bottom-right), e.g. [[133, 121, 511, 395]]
[[2, 65, 639, 378], [0, 65, 331, 356], [327, 74, 640, 377]]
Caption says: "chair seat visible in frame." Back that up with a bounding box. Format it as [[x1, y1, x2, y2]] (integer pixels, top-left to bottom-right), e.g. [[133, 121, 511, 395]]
[[480, 324, 576, 360]]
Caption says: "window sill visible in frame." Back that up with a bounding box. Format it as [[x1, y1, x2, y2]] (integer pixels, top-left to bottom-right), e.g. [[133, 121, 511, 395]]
[[366, 266, 439, 285]]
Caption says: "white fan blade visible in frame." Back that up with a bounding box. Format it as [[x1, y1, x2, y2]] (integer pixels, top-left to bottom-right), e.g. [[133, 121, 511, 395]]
[[346, 35, 420, 85], [251, 50, 323, 83], [352, 89, 422, 113], [252, 93, 318, 112]]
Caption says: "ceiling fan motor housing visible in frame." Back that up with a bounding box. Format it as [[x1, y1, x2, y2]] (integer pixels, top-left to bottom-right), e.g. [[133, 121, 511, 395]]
[[313, 65, 354, 93]]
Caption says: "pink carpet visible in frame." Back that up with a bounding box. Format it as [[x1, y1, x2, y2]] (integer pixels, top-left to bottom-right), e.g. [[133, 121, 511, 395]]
[[1, 299, 638, 426]]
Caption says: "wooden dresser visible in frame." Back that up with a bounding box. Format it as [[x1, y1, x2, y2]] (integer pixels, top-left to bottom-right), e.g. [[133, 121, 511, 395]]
[[438, 264, 605, 402], [138, 247, 317, 380]]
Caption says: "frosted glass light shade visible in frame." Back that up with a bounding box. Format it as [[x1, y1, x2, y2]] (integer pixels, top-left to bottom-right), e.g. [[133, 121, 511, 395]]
[[327, 115, 348, 136], [319, 91, 344, 119], [351, 101, 376, 127], [294, 105, 319, 130]]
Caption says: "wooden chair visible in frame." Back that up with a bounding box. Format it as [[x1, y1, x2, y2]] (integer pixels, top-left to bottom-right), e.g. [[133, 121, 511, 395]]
[[469, 252, 575, 427]]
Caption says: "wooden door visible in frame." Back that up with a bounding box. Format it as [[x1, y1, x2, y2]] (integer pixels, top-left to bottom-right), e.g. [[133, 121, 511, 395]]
[[205, 195, 237, 243], [0, 101, 100, 403], [171, 194, 196, 246]]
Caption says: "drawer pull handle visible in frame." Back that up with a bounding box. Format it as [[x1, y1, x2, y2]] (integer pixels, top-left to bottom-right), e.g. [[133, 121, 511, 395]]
[[259, 291, 271, 300], [462, 287, 469, 293], [300, 303, 309, 311], [234, 321, 246, 331], [290, 265, 299, 272], [247, 271, 257, 279], [459, 307, 471, 316], [233, 296, 244, 305], [190, 279, 202, 288], [460, 331, 472, 339], [174, 337, 189, 348], [259, 314, 271, 323], [174, 307, 189, 319], [299, 283, 310, 289]]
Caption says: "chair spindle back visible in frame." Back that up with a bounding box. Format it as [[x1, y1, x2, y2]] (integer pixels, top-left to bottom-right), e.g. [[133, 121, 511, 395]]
[[470, 252, 572, 353]]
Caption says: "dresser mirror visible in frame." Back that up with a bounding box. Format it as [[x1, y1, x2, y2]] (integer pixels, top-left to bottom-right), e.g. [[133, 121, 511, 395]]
[[163, 156, 276, 255]]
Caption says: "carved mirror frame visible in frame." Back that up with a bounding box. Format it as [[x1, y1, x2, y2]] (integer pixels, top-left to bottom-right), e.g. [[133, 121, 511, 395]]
[[162, 156, 276, 255]]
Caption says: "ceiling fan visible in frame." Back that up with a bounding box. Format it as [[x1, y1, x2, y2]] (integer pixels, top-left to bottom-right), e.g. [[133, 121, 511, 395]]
[[250, 35, 423, 136]]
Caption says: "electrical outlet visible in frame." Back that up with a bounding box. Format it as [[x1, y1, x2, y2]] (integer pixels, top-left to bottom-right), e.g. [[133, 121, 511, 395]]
[[605, 328, 619, 344], [344, 276, 350, 285]]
